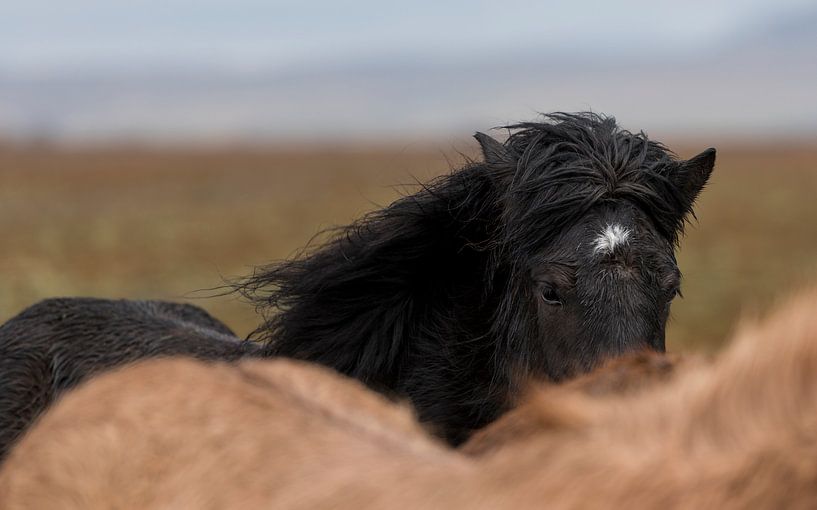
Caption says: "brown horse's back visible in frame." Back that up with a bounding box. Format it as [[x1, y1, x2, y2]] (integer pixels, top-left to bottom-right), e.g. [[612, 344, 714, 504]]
[[3, 291, 817, 509]]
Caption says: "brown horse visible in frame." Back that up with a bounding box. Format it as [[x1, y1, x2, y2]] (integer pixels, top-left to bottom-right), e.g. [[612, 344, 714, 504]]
[[2, 290, 816, 509]]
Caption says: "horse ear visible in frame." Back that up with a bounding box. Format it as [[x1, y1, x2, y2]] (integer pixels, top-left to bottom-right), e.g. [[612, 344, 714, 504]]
[[675, 148, 716, 212], [474, 132, 508, 165]]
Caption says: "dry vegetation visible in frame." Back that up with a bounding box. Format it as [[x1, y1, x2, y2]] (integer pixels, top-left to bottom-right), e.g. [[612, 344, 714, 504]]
[[1, 141, 815, 352]]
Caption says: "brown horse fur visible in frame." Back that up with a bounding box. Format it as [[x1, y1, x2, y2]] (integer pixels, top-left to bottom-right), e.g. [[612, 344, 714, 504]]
[[462, 350, 689, 456], [2, 290, 817, 509]]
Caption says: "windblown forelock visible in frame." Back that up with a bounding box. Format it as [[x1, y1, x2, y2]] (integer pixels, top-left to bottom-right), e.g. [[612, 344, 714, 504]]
[[494, 113, 691, 259]]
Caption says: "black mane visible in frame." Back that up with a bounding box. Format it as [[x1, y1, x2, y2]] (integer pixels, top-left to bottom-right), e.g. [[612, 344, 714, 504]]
[[498, 112, 693, 250], [234, 112, 713, 442]]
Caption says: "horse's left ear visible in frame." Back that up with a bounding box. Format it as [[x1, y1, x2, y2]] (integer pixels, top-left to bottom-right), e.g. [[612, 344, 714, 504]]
[[675, 148, 716, 212], [474, 132, 508, 165]]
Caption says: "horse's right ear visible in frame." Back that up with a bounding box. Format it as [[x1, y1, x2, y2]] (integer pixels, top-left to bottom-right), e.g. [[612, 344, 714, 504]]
[[474, 132, 508, 165]]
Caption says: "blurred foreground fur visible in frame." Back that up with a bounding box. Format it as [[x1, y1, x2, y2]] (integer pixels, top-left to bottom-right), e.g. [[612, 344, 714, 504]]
[[462, 350, 687, 456], [2, 290, 817, 509]]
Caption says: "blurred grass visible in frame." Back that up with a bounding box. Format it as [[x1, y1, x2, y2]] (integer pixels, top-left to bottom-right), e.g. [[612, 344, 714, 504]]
[[1, 141, 815, 352]]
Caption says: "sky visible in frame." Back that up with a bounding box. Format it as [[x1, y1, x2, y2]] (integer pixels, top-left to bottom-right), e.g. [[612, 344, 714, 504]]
[[1, 0, 815, 143], [1, 0, 811, 72]]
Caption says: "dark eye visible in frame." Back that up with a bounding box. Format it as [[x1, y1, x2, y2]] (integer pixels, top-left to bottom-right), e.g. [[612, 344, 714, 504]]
[[540, 284, 562, 306], [670, 286, 682, 299], [664, 271, 682, 301]]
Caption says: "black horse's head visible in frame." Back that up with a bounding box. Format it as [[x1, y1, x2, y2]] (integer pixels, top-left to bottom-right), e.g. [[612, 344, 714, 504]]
[[237, 112, 715, 443], [476, 115, 714, 381]]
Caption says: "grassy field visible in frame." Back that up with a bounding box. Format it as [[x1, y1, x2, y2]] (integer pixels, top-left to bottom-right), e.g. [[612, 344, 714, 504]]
[[1, 141, 815, 353]]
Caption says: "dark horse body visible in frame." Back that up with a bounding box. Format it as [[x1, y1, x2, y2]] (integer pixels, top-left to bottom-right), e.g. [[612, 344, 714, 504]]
[[0, 298, 261, 459], [0, 113, 715, 457]]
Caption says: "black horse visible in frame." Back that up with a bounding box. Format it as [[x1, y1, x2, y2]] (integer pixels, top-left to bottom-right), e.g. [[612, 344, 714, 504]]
[[0, 112, 715, 456], [0, 298, 261, 459]]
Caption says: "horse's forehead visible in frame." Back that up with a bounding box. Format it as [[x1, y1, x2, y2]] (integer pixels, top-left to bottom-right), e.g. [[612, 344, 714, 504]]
[[592, 223, 631, 256], [583, 203, 653, 256], [545, 204, 666, 263]]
